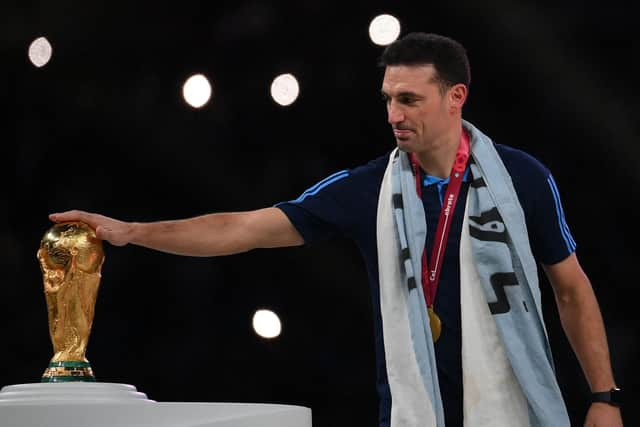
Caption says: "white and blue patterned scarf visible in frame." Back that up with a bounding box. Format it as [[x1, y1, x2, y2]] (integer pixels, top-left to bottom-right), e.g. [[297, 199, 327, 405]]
[[376, 120, 570, 427]]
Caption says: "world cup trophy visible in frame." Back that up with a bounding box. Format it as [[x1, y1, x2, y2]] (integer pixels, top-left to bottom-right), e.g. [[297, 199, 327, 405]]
[[37, 222, 104, 382]]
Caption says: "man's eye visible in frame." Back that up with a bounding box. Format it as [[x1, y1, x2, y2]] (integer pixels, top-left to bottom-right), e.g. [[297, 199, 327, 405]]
[[399, 97, 415, 104]]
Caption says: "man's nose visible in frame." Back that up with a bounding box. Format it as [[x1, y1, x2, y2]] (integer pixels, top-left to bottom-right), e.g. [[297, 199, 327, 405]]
[[387, 102, 405, 125]]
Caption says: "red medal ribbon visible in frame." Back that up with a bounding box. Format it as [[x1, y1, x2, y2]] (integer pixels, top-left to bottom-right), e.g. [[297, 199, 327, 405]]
[[410, 130, 470, 308]]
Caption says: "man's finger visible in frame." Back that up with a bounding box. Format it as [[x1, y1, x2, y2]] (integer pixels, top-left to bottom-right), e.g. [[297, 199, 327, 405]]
[[49, 210, 96, 226]]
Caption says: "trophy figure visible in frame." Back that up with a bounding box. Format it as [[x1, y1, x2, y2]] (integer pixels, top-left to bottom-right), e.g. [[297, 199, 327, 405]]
[[37, 222, 104, 382]]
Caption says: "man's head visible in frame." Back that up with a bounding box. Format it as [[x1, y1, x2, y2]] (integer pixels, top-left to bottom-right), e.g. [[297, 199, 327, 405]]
[[379, 32, 470, 94], [379, 33, 471, 154]]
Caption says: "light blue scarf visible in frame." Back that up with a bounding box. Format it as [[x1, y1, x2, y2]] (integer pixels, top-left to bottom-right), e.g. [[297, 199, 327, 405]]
[[376, 120, 570, 426]]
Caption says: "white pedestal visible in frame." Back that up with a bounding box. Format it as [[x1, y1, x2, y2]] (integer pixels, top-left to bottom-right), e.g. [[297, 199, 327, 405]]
[[0, 383, 312, 427]]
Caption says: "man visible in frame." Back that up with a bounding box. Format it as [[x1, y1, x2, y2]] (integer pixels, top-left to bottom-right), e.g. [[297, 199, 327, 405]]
[[50, 33, 623, 426]]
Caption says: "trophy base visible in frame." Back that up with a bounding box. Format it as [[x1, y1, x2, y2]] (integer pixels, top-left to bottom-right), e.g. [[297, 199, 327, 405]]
[[0, 383, 311, 427], [0, 382, 152, 403], [41, 361, 95, 383]]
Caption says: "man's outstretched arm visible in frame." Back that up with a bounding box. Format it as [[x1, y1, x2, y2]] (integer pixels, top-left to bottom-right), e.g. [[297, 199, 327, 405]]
[[49, 208, 304, 256]]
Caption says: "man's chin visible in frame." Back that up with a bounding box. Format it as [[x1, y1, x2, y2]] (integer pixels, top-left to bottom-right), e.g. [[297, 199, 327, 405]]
[[395, 138, 414, 152]]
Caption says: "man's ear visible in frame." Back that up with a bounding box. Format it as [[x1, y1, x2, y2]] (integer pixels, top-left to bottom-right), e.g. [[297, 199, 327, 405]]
[[448, 84, 468, 113]]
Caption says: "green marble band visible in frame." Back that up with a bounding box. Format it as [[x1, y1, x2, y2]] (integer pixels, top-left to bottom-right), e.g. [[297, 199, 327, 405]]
[[41, 360, 95, 383], [47, 361, 92, 368], [41, 375, 96, 383]]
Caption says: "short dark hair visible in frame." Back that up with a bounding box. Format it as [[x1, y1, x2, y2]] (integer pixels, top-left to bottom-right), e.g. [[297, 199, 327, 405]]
[[379, 32, 471, 92]]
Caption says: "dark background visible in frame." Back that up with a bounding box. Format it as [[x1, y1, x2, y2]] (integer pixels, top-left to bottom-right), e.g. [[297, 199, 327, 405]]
[[2, 1, 637, 426]]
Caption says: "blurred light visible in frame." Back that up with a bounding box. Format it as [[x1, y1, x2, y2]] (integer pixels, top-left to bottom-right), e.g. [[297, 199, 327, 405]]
[[252, 309, 282, 339], [270, 73, 299, 106], [368, 14, 401, 46], [182, 74, 212, 108], [28, 37, 53, 68]]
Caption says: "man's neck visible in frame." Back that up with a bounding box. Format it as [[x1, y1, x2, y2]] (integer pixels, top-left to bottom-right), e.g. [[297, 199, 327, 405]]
[[414, 126, 463, 179]]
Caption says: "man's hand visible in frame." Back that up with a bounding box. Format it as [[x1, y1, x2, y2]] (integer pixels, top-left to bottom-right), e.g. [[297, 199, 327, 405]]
[[584, 402, 623, 426], [50, 210, 134, 246]]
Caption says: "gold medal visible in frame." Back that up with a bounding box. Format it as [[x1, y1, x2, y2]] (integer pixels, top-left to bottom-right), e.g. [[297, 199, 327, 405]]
[[428, 306, 442, 342]]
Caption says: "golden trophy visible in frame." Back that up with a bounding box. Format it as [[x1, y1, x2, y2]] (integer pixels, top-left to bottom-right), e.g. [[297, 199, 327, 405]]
[[37, 221, 104, 382]]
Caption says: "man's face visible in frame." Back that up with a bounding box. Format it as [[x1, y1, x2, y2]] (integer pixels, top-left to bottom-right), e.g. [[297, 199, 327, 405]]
[[381, 64, 454, 153]]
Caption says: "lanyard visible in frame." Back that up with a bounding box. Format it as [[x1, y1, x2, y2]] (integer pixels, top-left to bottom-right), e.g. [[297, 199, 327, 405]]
[[410, 130, 470, 308]]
